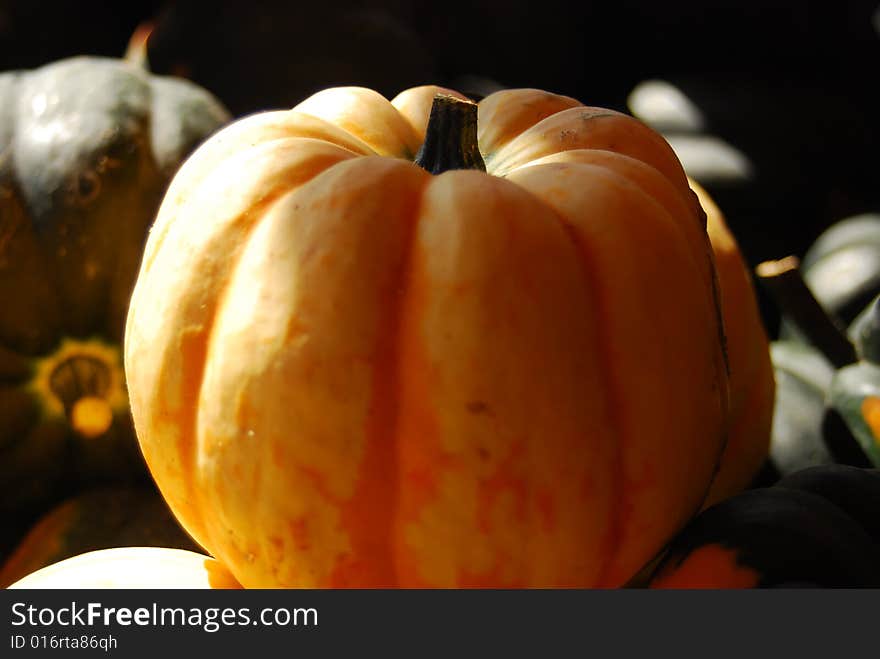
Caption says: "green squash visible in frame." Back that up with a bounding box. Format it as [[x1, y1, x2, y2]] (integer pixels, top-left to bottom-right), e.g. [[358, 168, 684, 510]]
[[0, 56, 229, 554], [648, 464, 880, 588], [829, 294, 880, 467], [780, 213, 880, 341], [775, 464, 880, 545], [766, 340, 836, 476], [758, 255, 872, 478]]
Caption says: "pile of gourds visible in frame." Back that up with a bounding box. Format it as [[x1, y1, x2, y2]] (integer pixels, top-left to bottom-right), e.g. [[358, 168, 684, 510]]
[[2, 48, 877, 589], [642, 215, 880, 589], [0, 53, 229, 580], [763, 214, 880, 475]]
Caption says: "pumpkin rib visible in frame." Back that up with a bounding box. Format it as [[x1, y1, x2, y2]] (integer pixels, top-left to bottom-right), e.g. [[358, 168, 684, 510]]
[[196, 155, 370, 560], [294, 158, 427, 587], [172, 187, 282, 563], [357, 216, 410, 587], [163, 188, 291, 555], [503, 149, 718, 313], [486, 108, 616, 176], [394, 170, 618, 586], [352, 169, 426, 587], [330, 161, 425, 587], [545, 164, 729, 515], [545, 205, 628, 587], [140, 115, 376, 275], [205, 189, 314, 581], [505, 149, 690, 208], [553, 173, 712, 586], [126, 139, 357, 552], [191, 157, 428, 586], [476, 88, 584, 157], [488, 106, 689, 190], [294, 87, 422, 158], [512, 158, 728, 410], [508, 161, 728, 585]]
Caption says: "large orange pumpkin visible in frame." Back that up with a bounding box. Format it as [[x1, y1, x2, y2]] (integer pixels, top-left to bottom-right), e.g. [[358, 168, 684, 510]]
[[124, 86, 732, 588]]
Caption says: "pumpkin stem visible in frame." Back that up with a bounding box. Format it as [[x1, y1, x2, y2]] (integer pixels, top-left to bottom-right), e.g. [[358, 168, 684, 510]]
[[124, 21, 154, 71], [414, 94, 486, 175], [756, 256, 857, 368]]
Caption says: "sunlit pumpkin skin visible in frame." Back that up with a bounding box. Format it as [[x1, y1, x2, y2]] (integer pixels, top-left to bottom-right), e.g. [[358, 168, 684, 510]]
[[690, 179, 774, 505], [0, 56, 229, 545], [0, 486, 200, 588], [7, 547, 241, 589], [649, 465, 880, 588], [125, 85, 730, 588]]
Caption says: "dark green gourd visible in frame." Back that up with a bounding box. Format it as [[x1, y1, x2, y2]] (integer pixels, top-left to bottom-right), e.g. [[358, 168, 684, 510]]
[[0, 56, 229, 555]]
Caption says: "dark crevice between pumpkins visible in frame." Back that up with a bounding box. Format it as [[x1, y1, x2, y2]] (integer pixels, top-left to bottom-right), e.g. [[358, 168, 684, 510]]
[[414, 95, 486, 175]]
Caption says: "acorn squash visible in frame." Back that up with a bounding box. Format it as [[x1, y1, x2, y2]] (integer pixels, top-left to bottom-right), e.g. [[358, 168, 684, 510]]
[[0, 56, 229, 552]]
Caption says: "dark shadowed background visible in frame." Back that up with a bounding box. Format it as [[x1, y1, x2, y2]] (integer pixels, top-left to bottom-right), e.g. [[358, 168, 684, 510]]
[[1, 0, 878, 334]]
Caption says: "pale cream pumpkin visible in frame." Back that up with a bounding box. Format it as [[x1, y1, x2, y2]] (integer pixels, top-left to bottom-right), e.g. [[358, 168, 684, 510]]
[[8, 547, 240, 589]]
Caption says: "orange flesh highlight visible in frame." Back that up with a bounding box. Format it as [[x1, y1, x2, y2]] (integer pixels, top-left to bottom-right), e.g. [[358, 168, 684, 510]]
[[861, 396, 880, 446]]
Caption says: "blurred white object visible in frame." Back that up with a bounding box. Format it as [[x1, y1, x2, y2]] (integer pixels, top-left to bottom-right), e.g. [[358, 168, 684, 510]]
[[628, 79, 753, 184], [627, 79, 706, 133], [666, 134, 754, 183], [8, 547, 235, 589]]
